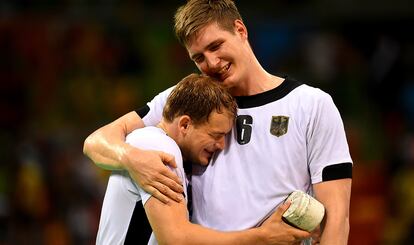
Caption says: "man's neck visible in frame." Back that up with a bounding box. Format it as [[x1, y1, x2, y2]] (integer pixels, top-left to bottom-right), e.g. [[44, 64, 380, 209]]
[[157, 121, 170, 136], [231, 73, 285, 96]]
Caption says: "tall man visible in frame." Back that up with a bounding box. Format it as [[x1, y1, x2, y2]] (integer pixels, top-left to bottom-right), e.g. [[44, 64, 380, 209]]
[[96, 73, 300, 244], [84, 1, 353, 244]]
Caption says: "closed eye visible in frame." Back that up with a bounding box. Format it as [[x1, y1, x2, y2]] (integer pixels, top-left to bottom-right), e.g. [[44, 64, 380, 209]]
[[207, 39, 225, 53], [210, 132, 226, 140], [209, 43, 221, 51], [193, 55, 204, 63]]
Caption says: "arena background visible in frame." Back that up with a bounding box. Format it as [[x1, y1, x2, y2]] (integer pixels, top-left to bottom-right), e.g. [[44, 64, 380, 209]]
[[1, 0, 413, 244]]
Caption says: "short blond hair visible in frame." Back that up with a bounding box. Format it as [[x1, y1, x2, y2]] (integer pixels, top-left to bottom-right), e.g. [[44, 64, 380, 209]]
[[163, 73, 237, 125], [174, 0, 242, 46]]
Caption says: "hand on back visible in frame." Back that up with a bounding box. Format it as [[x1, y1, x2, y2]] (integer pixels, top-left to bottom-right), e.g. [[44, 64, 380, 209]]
[[124, 147, 184, 203]]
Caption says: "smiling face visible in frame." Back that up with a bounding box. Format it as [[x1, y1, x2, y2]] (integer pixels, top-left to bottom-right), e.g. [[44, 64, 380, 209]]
[[179, 109, 234, 166], [186, 21, 251, 93]]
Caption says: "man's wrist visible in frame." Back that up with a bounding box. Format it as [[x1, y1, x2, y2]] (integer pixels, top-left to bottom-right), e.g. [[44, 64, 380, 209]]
[[250, 227, 268, 245], [116, 142, 135, 171]]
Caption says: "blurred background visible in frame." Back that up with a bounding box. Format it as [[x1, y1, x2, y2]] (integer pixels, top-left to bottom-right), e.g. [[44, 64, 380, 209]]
[[1, 0, 413, 244]]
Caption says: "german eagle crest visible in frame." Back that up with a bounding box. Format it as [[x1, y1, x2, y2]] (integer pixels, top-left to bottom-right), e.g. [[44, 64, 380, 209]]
[[270, 116, 289, 137]]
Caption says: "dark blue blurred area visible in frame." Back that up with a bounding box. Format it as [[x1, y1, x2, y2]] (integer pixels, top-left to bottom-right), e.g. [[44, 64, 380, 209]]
[[1, 1, 413, 244]]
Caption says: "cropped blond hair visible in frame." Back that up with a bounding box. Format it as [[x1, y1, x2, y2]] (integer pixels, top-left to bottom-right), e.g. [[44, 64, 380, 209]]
[[174, 0, 242, 46], [163, 73, 237, 125]]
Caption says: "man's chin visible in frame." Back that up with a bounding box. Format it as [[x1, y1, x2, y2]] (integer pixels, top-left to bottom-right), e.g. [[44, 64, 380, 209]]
[[196, 157, 210, 166]]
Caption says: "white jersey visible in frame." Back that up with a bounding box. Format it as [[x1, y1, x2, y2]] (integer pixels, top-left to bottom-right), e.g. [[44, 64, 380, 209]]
[[96, 127, 187, 245], [140, 78, 353, 231]]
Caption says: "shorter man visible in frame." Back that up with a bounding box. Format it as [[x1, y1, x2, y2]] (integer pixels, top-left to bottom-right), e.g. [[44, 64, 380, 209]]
[[95, 73, 302, 245]]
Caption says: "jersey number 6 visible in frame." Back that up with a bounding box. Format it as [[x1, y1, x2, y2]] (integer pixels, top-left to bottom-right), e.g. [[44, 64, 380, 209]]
[[236, 115, 253, 145]]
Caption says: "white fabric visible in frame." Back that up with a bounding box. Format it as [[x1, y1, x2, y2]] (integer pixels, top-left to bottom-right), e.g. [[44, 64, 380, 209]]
[[96, 127, 187, 245], [141, 79, 352, 231]]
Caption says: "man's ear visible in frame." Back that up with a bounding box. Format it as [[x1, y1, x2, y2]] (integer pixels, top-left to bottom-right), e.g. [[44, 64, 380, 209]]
[[234, 19, 248, 39], [178, 115, 192, 133]]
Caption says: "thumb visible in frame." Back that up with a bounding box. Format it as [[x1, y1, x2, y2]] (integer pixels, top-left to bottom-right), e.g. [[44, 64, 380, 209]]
[[261, 200, 292, 226], [158, 151, 177, 168], [275, 200, 291, 218]]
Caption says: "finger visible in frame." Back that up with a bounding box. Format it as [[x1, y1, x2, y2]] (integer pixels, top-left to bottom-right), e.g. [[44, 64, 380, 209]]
[[290, 228, 312, 240], [152, 182, 183, 203], [159, 151, 177, 168], [281, 220, 311, 239], [160, 167, 183, 187], [311, 232, 321, 240], [146, 186, 170, 204], [158, 173, 184, 193], [162, 187, 184, 203], [311, 232, 321, 244], [275, 200, 291, 217]]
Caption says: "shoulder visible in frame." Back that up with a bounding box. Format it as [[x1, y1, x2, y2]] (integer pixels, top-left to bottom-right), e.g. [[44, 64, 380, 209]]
[[281, 78, 340, 120], [288, 80, 334, 109], [153, 85, 176, 99], [126, 127, 183, 166], [126, 127, 176, 149], [292, 82, 331, 100], [126, 126, 166, 140]]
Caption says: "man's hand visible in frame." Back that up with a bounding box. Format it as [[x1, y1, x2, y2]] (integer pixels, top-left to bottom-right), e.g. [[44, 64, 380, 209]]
[[123, 147, 184, 204], [259, 201, 311, 245], [310, 224, 321, 244]]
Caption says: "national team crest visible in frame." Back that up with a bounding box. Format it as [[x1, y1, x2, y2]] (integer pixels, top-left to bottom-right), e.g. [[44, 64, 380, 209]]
[[270, 116, 289, 137]]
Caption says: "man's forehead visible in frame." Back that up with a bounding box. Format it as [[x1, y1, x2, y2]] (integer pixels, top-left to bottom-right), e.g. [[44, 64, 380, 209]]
[[209, 112, 234, 128], [186, 22, 224, 48]]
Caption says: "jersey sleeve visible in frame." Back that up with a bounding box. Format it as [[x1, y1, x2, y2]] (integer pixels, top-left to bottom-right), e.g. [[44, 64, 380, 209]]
[[124, 127, 187, 206], [139, 86, 175, 127], [306, 91, 353, 184]]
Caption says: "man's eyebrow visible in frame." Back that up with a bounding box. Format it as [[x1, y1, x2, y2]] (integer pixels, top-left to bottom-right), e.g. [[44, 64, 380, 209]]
[[206, 40, 222, 49], [211, 131, 226, 135]]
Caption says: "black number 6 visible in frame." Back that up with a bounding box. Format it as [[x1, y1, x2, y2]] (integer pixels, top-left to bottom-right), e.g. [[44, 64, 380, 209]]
[[236, 115, 253, 145]]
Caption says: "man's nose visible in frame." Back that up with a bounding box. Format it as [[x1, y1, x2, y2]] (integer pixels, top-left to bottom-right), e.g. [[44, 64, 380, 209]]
[[205, 53, 219, 69], [215, 137, 226, 150]]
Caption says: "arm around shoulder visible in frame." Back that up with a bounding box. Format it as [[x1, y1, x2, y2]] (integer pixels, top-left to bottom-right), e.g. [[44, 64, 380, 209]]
[[146, 196, 311, 245], [145, 196, 278, 245], [83, 111, 144, 170], [83, 111, 184, 203]]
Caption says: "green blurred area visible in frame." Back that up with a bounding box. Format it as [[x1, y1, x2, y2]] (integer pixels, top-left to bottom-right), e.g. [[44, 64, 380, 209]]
[[1, 1, 413, 244]]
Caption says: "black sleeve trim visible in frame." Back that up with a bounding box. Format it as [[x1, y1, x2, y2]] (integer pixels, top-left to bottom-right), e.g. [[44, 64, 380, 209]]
[[136, 105, 150, 118], [322, 162, 353, 181], [124, 201, 152, 244]]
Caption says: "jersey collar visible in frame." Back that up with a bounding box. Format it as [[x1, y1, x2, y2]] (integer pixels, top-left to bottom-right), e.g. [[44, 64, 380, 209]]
[[235, 77, 303, 109]]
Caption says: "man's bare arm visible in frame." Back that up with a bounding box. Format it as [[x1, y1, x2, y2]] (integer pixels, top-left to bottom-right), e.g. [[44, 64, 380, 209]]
[[313, 178, 352, 245], [83, 111, 144, 169], [145, 197, 311, 245], [144, 197, 310, 245], [83, 111, 184, 203]]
